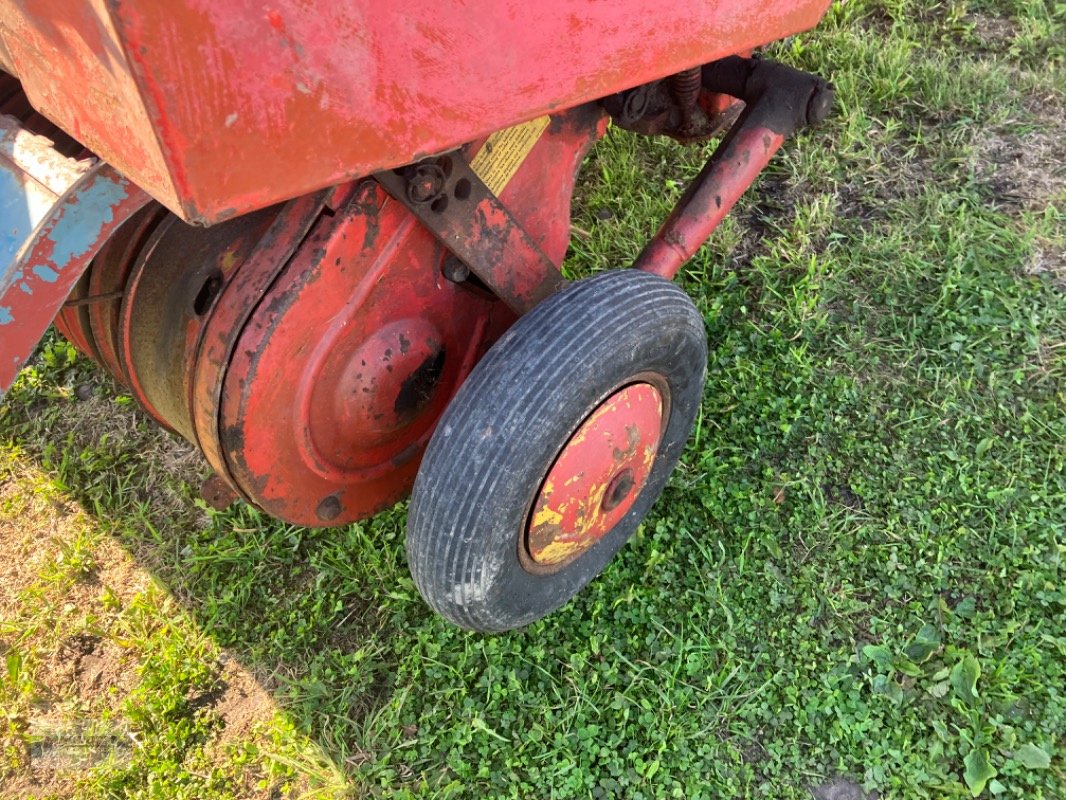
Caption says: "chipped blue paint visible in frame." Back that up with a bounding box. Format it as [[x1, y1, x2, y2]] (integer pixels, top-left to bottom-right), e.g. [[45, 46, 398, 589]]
[[0, 166, 40, 269], [1, 157, 49, 300], [32, 264, 59, 283], [47, 177, 126, 268], [1, 170, 127, 312], [1, 162, 147, 396]]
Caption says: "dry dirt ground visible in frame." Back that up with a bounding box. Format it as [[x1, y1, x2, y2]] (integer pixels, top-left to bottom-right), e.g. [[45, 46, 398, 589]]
[[0, 451, 279, 797], [974, 104, 1065, 284]]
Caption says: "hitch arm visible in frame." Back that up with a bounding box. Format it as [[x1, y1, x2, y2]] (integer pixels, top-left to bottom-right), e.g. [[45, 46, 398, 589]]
[[633, 56, 834, 279]]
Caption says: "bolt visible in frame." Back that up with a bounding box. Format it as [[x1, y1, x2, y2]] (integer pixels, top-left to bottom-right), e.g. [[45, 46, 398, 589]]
[[621, 85, 652, 125], [406, 164, 446, 205], [316, 495, 342, 522], [442, 256, 470, 283], [201, 473, 238, 511]]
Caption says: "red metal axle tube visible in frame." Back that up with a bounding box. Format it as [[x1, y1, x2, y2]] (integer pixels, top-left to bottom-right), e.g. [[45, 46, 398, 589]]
[[634, 56, 834, 279]]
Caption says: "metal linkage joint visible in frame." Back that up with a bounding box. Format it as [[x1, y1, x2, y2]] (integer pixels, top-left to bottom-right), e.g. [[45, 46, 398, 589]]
[[631, 55, 835, 279], [376, 155, 564, 315]]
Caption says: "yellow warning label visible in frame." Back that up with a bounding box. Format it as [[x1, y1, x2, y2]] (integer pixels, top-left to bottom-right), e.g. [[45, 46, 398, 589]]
[[469, 116, 550, 196]]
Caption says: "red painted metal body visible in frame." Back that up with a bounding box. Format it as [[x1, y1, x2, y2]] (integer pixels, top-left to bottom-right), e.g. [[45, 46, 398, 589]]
[[2, 0, 837, 551], [219, 180, 508, 524], [216, 106, 603, 525], [0, 0, 829, 224], [27, 102, 605, 527]]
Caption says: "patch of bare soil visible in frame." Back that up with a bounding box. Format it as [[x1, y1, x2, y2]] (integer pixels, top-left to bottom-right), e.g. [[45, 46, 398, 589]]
[[211, 657, 279, 748], [1, 771, 78, 800], [974, 104, 1066, 287], [967, 13, 1018, 50], [811, 777, 880, 800], [977, 116, 1066, 213], [0, 474, 139, 796], [0, 466, 279, 798], [0, 477, 65, 616], [0, 486, 145, 625]]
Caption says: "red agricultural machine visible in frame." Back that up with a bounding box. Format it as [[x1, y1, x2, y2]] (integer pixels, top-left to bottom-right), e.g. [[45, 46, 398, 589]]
[[1, 1, 833, 630]]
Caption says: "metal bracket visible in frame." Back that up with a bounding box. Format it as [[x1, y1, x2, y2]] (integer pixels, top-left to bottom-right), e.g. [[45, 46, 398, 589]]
[[375, 154, 564, 315], [1, 114, 150, 393]]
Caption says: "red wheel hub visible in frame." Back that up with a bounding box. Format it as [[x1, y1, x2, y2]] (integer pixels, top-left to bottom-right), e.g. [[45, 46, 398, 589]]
[[525, 381, 665, 569]]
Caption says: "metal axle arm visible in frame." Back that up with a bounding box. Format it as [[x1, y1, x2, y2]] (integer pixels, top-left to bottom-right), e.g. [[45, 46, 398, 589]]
[[633, 56, 834, 279]]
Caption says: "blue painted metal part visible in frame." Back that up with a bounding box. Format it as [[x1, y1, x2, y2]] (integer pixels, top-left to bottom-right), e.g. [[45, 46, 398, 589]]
[[1, 113, 81, 280], [0, 153, 150, 393], [0, 162, 38, 270]]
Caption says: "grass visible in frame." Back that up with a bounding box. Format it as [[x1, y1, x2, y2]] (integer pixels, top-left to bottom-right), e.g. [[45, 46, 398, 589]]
[[1, 0, 1064, 797]]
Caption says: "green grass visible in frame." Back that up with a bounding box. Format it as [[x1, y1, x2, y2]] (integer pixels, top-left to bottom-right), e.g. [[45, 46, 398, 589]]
[[1, 0, 1064, 797]]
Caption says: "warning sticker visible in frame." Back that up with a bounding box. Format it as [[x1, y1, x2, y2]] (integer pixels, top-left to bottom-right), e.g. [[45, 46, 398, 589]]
[[469, 116, 550, 196]]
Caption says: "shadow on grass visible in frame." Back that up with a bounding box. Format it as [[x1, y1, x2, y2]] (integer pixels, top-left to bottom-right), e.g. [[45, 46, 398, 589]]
[[1, 359, 420, 792]]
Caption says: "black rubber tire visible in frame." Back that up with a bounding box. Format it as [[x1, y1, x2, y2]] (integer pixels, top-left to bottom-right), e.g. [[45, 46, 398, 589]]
[[406, 270, 707, 632]]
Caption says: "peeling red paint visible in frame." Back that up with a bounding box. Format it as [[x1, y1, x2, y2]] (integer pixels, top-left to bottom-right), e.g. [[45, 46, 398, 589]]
[[1, 162, 149, 392], [0, 0, 829, 223]]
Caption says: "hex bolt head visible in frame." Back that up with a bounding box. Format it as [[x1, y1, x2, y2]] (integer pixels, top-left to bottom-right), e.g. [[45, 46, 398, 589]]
[[442, 256, 471, 283], [406, 164, 446, 205], [201, 473, 238, 510]]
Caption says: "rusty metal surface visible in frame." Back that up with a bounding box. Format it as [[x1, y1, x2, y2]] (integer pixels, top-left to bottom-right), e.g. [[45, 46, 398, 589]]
[[0, 0, 829, 223], [1, 155, 149, 393], [118, 207, 281, 440], [376, 104, 606, 315], [219, 180, 514, 525], [48, 104, 601, 526], [52, 269, 102, 368], [191, 187, 346, 499], [376, 158, 563, 315], [1, 73, 89, 160], [634, 56, 834, 279], [38, 99, 605, 526], [200, 472, 238, 511], [50, 206, 164, 397], [525, 381, 665, 571], [601, 71, 740, 143], [86, 204, 167, 384], [0, 3, 172, 208], [199, 105, 601, 526]]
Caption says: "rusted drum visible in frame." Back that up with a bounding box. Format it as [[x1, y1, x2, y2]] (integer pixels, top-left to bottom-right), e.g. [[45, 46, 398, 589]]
[[218, 181, 512, 525], [86, 204, 167, 385], [118, 208, 280, 437], [53, 270, 101, 367]]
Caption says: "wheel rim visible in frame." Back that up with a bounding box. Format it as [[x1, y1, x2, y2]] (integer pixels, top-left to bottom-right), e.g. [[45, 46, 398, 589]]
[[523, 380, 666, 572]]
